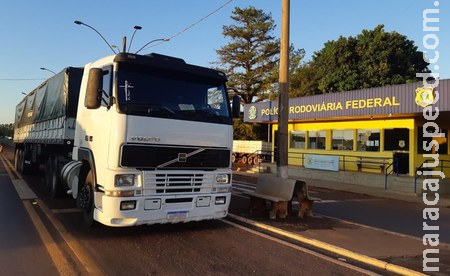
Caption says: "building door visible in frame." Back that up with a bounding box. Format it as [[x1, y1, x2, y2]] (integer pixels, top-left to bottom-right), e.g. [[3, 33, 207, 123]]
[[384, 128, 410, 174]]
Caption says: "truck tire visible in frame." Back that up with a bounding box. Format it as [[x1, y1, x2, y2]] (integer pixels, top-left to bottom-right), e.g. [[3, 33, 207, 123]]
[[45, 156, 53, 191], [14, 149, 20, 172], [247, 156, 253, 165], [241, 155, 247, 164], [78, 170, 96, 227], [50, 156, 64, 198], [21, 147, 32, 175], [253, 155, 261, 165]]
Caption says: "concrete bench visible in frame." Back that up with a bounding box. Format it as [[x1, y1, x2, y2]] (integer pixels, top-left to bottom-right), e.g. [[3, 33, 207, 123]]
[[289, 180, 321, 218], [356, 158, 389, 173], [244, 175, 296, 219]]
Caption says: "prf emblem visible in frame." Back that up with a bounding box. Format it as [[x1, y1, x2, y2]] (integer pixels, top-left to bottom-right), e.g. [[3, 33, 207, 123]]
[[415, 86, 434, 108], [248, 106, 257, 120]]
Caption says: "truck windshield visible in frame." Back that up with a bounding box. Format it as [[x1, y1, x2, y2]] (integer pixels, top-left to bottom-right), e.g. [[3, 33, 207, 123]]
[[116, 64, 232, 125]]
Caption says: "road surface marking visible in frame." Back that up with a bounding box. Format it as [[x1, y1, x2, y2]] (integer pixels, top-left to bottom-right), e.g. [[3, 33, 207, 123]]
[[232, 179, 450, 247], [1, 156, 77, 275], [227, 213, 426, 276], [23, 200, 77, 275], [0, 154, 105, 275], [221, 218, 381, 276], [318, 213, 450, 248], [36, 199, 105, 276]]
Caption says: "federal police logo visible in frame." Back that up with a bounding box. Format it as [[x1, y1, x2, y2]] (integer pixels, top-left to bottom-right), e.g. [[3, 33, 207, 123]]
[[248, 106, 257, 120], [415, 86, 434, 108]]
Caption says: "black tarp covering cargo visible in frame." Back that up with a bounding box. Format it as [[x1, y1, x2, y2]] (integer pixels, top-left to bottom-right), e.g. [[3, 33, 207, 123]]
[[14, 67, 83, 128]]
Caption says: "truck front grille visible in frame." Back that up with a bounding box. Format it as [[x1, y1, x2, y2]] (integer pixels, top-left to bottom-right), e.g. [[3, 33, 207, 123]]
[[143, 173, 214, 195]]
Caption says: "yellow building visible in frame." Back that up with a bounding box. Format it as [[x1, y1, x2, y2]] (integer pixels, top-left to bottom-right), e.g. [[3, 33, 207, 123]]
[[244, 80, 449, 178]]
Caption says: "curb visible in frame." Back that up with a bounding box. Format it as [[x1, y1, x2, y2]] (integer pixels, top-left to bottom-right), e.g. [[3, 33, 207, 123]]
[[227, 213, 426, 276]]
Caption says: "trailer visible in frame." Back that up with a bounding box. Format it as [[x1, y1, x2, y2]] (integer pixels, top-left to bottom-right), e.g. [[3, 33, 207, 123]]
[[232, 140, 272, 165], [14, 53, 239, 227]]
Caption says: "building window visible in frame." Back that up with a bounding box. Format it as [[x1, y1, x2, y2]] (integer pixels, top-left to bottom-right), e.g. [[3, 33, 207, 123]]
[[332, 130, 354, 150], [290, 131, 306, 149], [418, 127, 448, 154], [357, 129, 380, 152], [384, 128, 409, 151], [308, 130, 326, 149]]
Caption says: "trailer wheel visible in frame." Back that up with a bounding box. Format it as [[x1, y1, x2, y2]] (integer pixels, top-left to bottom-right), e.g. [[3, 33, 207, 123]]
[[78, 170, 96, 227], [45, 157, 53, 191], [253, 156, 261, 165], [50, 157, 63, 198], [241, 155, 247, 164], [247, 156, 253, 165], [21, 147, 32, 175], [14, 149, 20, 172]]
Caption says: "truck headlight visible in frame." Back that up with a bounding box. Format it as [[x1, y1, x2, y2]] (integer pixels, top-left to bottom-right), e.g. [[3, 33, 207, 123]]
[[215, 174, 230, 184], [115, 174, 135, 187]]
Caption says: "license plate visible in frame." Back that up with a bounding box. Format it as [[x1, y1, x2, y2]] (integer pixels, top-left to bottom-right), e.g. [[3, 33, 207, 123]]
[[167, 211, 189, 220]]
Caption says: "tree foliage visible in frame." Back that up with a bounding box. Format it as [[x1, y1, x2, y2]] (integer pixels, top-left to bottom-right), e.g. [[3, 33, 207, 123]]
[[216, 6, 305, 140], [0, 124, 13, 137], [291, 25, 430, 95], [216, 6, 279, 105]]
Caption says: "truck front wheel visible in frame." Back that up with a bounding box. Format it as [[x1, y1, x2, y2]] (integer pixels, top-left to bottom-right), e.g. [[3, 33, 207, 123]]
[[78, 170, 96, 227]]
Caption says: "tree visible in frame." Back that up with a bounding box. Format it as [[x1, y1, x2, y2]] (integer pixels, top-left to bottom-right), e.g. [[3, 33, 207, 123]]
[[216, 6, 279, 105], [0, 124, 13, 137], [292, 25, 430, 94]]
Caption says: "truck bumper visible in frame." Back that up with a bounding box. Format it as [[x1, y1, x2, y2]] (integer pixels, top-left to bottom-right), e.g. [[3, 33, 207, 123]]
[[93, 192, 231, 227]]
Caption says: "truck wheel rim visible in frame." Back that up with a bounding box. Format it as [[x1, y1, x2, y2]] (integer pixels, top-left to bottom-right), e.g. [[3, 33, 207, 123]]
[[79, 185, 93, 210]]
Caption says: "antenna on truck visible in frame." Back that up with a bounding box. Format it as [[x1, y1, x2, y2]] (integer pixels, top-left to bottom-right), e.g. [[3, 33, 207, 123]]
[[74, 20, 117, 54]]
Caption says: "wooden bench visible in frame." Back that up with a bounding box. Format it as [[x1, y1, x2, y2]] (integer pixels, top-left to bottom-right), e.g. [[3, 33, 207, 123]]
[[356, 158, 389, 173], [244, 175, 296, 219]]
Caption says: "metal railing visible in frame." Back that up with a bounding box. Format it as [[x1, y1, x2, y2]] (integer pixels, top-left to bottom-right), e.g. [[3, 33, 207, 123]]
[[242, 150, 395, 175], [414, 159, 450, 193]]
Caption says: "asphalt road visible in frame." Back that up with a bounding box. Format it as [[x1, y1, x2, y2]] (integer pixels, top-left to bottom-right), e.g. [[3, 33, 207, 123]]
[[0, 159, 58, 275], [0, 148, 371, 275]]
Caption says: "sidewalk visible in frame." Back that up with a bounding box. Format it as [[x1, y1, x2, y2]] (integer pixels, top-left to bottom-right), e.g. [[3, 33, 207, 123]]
[[294, 175, 450, 208], [235, 168, 450, 208], [231, 170, 450, 274]]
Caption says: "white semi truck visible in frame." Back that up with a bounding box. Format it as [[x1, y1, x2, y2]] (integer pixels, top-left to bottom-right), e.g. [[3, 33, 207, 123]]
[[14, 53, 239, 227]]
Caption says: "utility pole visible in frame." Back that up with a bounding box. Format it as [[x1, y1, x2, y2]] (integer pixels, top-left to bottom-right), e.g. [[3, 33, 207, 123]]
[[277, 0, 290, 179]]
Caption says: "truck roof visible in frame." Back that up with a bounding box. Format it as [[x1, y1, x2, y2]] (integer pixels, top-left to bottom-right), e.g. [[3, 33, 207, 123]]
[[114, 53, 228, 82]]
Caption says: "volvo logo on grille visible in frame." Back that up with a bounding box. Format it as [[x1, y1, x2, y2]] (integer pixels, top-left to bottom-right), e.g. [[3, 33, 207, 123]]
[[178, 153, 188, 162]]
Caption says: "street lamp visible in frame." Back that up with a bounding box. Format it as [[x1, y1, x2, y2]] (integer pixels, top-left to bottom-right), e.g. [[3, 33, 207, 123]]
[[128, 25, 142, 52], [40, 67, 56, 75], [74, 20, 117, 54], [135, 38, 169, 54]]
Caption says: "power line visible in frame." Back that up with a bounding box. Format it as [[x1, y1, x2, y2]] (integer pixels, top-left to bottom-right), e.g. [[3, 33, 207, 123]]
[[142, 0, 234, 51]]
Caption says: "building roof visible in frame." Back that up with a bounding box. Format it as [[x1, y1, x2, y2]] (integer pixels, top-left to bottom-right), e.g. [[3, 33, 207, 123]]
[[244, 79, 449, 123]]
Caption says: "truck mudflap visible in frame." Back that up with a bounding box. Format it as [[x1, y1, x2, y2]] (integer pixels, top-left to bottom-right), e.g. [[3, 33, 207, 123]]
[[93, 193, 231, 227], [61, 160, 83, 199]]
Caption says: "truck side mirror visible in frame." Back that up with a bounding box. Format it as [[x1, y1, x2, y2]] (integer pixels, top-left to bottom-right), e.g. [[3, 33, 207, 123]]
[[232, 95, 240, 118], [85, 68, 103, 109]]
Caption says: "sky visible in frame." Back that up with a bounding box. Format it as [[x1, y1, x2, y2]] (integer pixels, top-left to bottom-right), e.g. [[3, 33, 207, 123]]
[[0, 0, 448, 124]]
